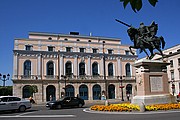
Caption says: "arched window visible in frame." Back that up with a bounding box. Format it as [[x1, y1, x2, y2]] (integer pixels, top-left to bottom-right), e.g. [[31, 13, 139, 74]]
[[24, 60, 31, 77], [22, 85, 33, 98], [108, 63, 113, 76], [125, 63, 131, 77], [79, 62, 85, 76], [47, 61, 54, 76], [79, 85, 88, 100], [65, 61, 72, 76], [93, 84, 101, 100], [92, 62, 98, 76]]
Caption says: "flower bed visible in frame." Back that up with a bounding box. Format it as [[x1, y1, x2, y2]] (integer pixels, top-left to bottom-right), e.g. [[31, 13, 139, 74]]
[[90, 103, 180, 112]]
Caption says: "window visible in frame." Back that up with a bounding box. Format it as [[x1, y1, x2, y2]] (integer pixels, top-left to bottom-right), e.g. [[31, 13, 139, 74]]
[[169, 52, 172, 54], [177, 49, 180, 52], [88, 40, 91, 42], [93, 49, 98, 53], [47, 61, 54, 76], [171, 71, 174, 80], [48, 46, 54, 51], [125, 63, 131, 77], [25, 45, 33, 51], [64, 38, 68, 41], [170, 60, 173, 67], [125, 51, 130, 55], [24, 60, 31, 77], [178, 58, 180, 66], [108, 63, 113, 76], [79, 62, 85, 76], [77, 39, 80, 41], [92, 62, 98, 76], [66, 47, 72, 52], [80, 48, 85, 53], [108, 49, 113, 54], [65, 62, 72, 76]]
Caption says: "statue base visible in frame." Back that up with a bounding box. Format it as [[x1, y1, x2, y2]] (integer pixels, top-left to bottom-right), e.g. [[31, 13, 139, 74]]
[[132, 94, 176, 105], [131, 59, 176, 105]]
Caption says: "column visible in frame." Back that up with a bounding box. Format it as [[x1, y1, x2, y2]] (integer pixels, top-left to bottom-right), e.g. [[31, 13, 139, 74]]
[[74, 55, 78, 77], [13, 53, 18, 79], [100, 56, 104, 76], [60, 54, 64, 76], [37, 54, 42, 79], [117, 57, 122, 76], [87, 56, 91, 76]]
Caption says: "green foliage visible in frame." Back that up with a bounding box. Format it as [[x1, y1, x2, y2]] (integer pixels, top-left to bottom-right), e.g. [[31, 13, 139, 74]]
[[120, 0, 158, 12], [0, 86, 12, 96]]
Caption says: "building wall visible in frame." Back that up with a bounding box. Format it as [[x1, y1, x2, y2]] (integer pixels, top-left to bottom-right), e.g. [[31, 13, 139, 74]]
[[13, 32, 137, 103], [153, 44, 180, 96]]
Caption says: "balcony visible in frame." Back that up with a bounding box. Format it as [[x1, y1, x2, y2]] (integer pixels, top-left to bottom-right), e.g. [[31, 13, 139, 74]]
[[13, 75, 136, 81]]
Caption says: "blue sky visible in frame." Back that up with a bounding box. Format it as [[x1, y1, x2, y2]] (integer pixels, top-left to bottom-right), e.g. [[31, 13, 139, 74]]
[[0, 0, 180, 86]]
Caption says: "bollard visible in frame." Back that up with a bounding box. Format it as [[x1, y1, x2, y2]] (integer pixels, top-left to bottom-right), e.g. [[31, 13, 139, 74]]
[[105, 100, 109, 106], [139, 102, 145, 112]]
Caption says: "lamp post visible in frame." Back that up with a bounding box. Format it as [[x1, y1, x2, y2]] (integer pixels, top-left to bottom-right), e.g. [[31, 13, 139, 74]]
[[61, 75, 67, 96], [0, 73, 10, 87], [117, 76, 124, 101], [102, 41, 108, 99]]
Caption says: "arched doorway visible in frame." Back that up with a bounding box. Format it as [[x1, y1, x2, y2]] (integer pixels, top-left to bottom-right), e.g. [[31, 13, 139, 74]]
[[79, 85, 88, 100], [46, 85, 56, 101], [22, 85, 33, 98], [108, 84, 115, 99], [93, 84, 101, 100], [66, 85, 75, 97]]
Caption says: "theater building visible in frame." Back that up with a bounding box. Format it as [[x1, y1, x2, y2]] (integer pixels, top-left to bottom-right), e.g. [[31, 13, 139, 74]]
[[12, 32, 137, 103]]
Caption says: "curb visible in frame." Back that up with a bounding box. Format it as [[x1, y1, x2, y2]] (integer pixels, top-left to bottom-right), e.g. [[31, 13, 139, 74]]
[[83, 108, 180, 115]]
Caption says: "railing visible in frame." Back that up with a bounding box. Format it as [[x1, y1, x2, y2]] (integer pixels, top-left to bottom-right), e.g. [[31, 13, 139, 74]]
[[13, 75, 136, 81]]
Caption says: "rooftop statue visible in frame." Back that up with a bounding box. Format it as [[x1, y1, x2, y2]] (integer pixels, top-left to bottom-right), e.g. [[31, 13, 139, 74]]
[[116, 19, 165, 59]]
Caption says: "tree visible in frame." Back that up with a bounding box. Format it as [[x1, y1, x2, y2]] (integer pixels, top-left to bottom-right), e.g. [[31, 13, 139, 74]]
[[120, 0, 158, 12], [0, 86, 12, 96]]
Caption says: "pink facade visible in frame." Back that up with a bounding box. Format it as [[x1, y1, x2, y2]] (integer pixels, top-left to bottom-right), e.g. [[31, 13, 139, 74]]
[[13, 32, 137, 103]]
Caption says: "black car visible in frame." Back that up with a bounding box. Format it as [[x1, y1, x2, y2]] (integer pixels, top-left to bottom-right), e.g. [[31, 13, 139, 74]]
[[46, 97, 85, 109]]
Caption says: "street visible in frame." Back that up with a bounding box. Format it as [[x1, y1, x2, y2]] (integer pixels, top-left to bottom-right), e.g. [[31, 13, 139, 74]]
[[0, 102, 180, 120]]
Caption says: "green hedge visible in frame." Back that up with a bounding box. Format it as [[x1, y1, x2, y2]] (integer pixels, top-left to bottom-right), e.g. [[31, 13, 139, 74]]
[[0, 86, 12, 96]]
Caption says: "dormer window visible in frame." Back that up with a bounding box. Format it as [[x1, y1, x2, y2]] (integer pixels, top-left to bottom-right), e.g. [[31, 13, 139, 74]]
[[108, 49, 113, 54], [25, 45, 33, 51], [170, 60, 173, 67], [92, 48, 98, 53], [66, 47, 72, 52], [80, 48, 85, 53], [88, 40, 91, 42], [125, 50, 130, 55], [77, 39, 80, 41], [48, 46, 55, 51], [64, 38, 68, 41]]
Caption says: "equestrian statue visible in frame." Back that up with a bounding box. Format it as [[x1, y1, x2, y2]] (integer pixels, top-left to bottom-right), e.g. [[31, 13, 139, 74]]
[[115, 19, 165, 59]]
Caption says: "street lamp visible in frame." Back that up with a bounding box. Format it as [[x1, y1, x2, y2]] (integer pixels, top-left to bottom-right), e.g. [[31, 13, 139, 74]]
[[117, 76, 124, 101], [102, 41, 108, 99], [0, 73, 10, 87], [61, 75, 67, 96]]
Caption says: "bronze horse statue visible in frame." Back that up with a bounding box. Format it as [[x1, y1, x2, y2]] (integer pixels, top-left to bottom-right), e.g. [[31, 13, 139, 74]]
[[115, 19, 165, 59], [127, 27, 165, 59]]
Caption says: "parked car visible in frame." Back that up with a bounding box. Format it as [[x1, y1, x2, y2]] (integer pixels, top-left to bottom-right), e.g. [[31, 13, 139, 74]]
[[0, 96, 31, 112], [46, 97, 85, 109]]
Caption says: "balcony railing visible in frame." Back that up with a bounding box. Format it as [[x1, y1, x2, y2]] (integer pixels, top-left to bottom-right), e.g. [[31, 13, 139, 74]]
[[13, 75, 136, 81]]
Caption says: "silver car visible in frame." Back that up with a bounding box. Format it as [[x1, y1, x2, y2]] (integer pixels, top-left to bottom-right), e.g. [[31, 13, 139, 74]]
[[0, 96, 31, 112]]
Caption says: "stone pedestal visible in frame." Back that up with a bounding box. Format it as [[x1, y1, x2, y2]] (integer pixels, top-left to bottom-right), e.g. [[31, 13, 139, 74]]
[[131, 59, 176, 105]]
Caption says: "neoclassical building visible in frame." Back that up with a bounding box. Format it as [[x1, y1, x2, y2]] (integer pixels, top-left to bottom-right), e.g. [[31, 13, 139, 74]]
[[153, 44, 180, 96], [12, 32, 137, 103]]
